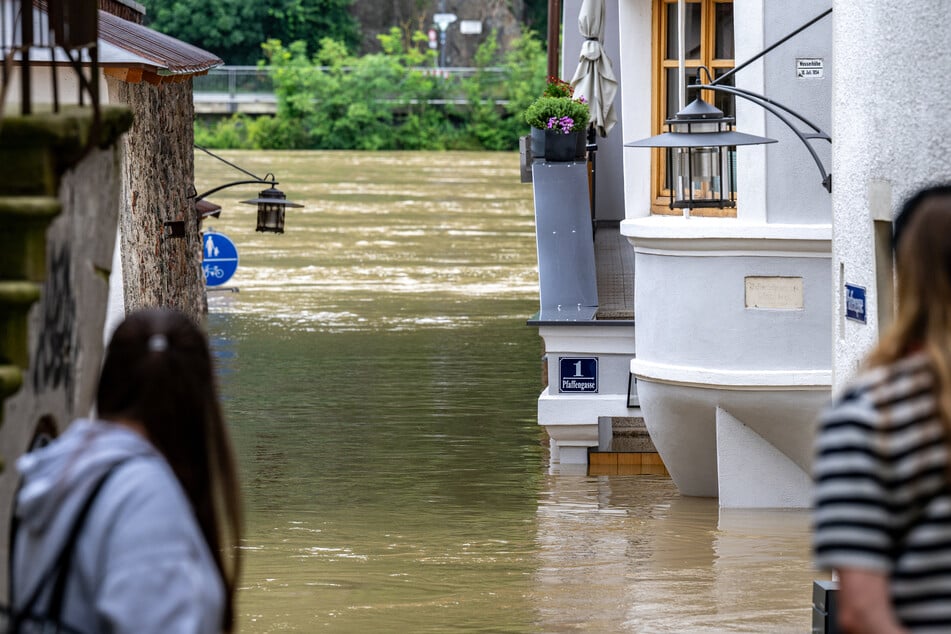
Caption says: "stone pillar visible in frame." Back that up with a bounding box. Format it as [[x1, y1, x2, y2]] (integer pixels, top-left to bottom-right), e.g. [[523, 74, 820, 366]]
[[109, 77, 206, 322]]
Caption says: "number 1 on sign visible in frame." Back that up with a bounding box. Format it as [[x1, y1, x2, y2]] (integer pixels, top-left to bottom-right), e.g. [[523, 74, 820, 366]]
[[574, 361, 583, 377]]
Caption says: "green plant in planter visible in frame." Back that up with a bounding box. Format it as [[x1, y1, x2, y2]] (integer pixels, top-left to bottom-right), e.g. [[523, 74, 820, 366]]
[[523, 77, 590, 134]]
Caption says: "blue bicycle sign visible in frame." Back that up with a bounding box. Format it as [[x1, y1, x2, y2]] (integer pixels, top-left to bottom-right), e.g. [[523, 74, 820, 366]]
[[202, 232, 238, 287]]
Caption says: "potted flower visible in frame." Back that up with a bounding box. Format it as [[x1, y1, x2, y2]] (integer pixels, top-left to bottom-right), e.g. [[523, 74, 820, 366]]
[[524, 78, 591, 162]]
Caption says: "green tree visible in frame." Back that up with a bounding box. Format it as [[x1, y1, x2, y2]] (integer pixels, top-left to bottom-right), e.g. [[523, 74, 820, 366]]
[[195, 27, 546, 151], [142, 0, 359, 65], [458, 29, 547, 150]]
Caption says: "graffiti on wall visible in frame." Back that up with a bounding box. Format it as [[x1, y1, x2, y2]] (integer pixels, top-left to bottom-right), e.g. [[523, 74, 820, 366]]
[[32, 242, 76, 402]]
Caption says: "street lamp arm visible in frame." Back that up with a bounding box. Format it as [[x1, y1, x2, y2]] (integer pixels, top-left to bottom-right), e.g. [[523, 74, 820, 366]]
[[689, 80, 832, 192], [195, 177, 277, 202], [195, 143, 270, 181], [710, 8, 832, 89]]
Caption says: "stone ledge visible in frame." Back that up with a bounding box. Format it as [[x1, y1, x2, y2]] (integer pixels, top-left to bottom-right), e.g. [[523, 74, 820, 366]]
[[0, 105, 133, 150], [0, 196, 62, 281], [0, 281, 42, 368], [0, 106, 133, 196], [0, 365, 22, 401]]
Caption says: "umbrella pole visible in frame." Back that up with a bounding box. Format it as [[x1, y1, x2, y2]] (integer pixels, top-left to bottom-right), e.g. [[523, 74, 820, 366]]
[[587, 125, 597, 236]]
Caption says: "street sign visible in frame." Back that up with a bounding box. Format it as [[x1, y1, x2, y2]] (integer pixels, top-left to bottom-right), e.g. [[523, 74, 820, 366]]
[[202, 231, 238, 287], [559, 357, 598, 393], [845, 283, 866, 323], [433, 12, 457, 31]]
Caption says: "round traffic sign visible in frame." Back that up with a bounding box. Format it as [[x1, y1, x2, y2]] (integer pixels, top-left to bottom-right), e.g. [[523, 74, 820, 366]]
[[202, 231, 239, 287]]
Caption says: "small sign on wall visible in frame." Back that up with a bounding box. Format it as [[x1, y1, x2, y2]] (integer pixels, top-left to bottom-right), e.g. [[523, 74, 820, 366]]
[[797, 58, 824, 79], [559, 357, 598, 393], [845, 283, 867, 323], [460, 20, 483, 35], [745, 276, 804, 309]]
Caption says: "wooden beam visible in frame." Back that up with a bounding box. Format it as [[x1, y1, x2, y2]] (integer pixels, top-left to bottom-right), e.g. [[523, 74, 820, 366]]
[[142, 70, 163, 85], [547, 0, 561, 79], [103, 67, 144, 83]]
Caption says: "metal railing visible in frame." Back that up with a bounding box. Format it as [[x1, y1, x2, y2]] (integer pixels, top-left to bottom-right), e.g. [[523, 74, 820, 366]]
[[193, 65, 510, 109], [1, 0, 100, 116]]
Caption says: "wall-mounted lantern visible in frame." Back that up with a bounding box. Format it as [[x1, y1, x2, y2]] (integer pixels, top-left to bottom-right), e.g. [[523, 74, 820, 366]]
[[241, 185, 303, 234], [626, 97, 776, 210], [193, 145, 303, 233], [626, 9, 833, 212]]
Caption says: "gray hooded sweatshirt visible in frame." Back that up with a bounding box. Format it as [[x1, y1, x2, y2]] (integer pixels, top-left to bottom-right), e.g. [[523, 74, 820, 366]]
[[12, 419, 224, 633]]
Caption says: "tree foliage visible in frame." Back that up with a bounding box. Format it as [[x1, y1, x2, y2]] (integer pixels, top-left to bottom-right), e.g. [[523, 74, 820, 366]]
[[141, 0, 360, 65], [195, 28, 548, 152]]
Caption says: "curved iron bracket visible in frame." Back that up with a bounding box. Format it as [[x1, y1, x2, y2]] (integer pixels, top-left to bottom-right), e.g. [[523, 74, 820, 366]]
[[194, 177, 277, 203], [691, 74, 832, 192]]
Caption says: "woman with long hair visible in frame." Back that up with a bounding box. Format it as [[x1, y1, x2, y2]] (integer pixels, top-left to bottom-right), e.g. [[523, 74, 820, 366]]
[[10, 308, 242, 632], [814, 184, 951, 633]]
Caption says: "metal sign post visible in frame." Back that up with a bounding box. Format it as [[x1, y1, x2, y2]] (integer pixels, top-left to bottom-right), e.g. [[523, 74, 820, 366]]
[[433, 12, 457, 67]]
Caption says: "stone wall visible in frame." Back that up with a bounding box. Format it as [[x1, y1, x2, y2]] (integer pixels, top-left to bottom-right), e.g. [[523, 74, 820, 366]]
[[0, 107, 131, 598], [109, 77, 206, 321], [1, 146, 122, 446]]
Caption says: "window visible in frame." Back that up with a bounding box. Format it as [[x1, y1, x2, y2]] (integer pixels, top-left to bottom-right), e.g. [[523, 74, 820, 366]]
[[652, 0, 735, 216]]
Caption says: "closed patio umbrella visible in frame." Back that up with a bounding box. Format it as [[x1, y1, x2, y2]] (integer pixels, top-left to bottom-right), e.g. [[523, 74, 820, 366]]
[[569, 0, 617, 226], [569, 0, 617, 138]]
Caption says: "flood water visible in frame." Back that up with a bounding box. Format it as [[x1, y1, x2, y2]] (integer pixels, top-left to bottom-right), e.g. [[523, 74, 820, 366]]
[[197, 151, 824, 632]]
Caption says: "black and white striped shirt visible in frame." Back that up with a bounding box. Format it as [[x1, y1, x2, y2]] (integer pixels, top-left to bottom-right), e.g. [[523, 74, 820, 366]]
[[814, 351, 951, 631]]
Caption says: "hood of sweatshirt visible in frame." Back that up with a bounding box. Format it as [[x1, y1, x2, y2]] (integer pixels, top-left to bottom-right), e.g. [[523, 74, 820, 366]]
[[15, 418, 156, 534]]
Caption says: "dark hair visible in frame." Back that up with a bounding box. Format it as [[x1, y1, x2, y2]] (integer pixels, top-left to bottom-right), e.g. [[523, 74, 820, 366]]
[[893, 184, 951, 251], [871, 185, 951, 452], [96, 308, 242, 631]]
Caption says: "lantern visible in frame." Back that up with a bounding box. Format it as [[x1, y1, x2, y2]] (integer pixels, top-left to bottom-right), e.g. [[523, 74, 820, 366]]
[[626, 97, 776, 210]]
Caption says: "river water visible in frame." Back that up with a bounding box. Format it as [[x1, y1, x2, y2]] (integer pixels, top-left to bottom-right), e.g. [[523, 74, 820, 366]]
[[197, 150, 824, 633]]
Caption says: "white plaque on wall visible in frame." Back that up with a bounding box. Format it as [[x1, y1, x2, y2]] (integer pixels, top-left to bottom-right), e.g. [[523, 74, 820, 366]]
[[745, 276, 804, 309], [796, 58, 823, 78], [460, 20, 483, 35]]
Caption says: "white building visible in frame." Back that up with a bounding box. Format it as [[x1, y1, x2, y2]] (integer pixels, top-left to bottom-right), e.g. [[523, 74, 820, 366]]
[[532, 0, 944, 507]]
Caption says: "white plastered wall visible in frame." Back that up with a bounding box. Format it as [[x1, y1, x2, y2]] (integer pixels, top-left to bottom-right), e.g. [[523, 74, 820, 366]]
[[618, 0, 653, 218], [831, 0, 951, 390]]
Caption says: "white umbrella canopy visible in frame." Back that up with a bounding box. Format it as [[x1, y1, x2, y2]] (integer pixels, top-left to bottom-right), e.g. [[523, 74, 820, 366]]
[[569, 0, 618, 137]]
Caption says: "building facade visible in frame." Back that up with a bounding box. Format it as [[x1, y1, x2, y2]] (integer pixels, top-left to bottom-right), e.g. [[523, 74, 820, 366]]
[[535, 0, 836, 506]]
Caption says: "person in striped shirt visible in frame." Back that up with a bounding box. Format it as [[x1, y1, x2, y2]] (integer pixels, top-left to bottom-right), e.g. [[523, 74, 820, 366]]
[[815, 184, 951, 633]]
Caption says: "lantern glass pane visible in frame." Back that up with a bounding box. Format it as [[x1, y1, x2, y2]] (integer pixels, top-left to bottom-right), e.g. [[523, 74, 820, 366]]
[[671, 146, 729, 208], [256, 203, 286, 233], [691, 147, 717, 203], [670, 120, 723, 134]]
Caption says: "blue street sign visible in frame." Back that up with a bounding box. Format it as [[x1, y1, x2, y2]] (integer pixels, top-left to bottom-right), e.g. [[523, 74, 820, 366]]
[[845, 283, 866, 323], [202, 231, 238, 287], [559, 357, 598, 393]]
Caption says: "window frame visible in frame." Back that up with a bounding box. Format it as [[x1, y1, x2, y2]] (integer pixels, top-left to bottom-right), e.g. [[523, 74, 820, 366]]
[[651, 0, 735, 216]]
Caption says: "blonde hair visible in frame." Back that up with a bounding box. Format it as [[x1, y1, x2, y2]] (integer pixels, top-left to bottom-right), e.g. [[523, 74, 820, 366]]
[[868, 186, 951, 428]]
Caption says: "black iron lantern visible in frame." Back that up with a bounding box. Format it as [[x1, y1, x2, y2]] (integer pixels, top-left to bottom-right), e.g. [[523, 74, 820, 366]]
[[627, 97, 776, 210], [194, 146, 305, 233], [241, 185, 304, 234]]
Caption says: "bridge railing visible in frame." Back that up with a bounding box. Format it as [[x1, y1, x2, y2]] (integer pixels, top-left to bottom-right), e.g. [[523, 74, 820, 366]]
[[193, 65, 509, 109]]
